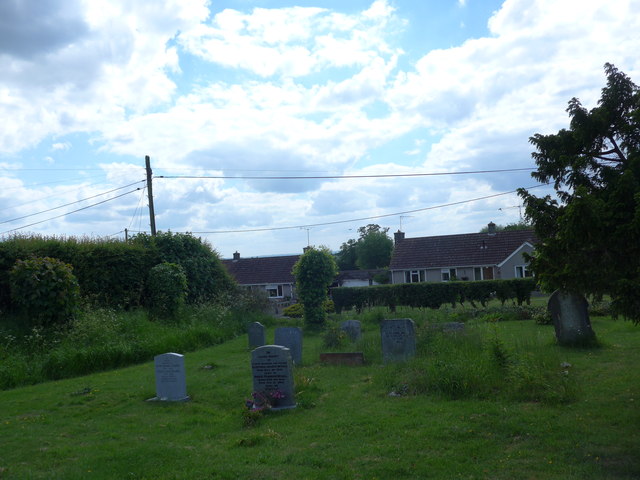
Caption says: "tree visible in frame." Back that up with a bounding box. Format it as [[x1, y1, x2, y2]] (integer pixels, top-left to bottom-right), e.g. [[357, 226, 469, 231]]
[[292, 246, 338, 327], [479, 221, 532, 233], [355, 224, 393, 269], [518, 63, 640, 322], [335, 238, 358, 270]]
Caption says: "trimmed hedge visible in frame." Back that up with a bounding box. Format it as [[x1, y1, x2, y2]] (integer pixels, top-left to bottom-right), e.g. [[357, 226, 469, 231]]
[[331, 278, 537, 313], [0, 232, 235, 312]]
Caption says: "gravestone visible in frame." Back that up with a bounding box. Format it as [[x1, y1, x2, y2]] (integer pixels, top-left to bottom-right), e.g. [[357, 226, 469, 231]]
[[150, 352, 189, 402], [274, 327, 303, 364], [340, 320, 362, 342], [251, 345, 296, 410], [381, 318, 416, 363], [548, 290, 596, 346], [248, 322, 266, 349]]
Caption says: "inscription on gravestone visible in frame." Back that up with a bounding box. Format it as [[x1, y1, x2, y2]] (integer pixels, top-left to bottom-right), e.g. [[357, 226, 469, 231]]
[[248, 321, 266, 349], [251, 345, 296, 410], [380, 318, 416, 363], [151, 352, 189, 402], [548, 290, 595, 346], [340, 320, 362, 342], [274, 327, 303, 364]]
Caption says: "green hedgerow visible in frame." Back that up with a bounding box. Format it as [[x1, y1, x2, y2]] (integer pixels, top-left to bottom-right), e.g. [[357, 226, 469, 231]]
[[147, 262, 188, 320], [9, 256, 80, 327]]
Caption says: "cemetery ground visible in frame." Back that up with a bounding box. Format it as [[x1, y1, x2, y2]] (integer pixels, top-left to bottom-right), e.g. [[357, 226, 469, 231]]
[[1, 306, 640, 479]]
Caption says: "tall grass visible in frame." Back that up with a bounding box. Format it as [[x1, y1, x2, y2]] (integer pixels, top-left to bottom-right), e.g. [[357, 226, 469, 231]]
[[0, 301, 270, 390], [330, 304, 579, 404]]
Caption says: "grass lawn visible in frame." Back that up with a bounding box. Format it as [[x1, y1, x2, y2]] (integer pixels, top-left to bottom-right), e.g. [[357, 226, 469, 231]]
[[1, 315, 639, 479]]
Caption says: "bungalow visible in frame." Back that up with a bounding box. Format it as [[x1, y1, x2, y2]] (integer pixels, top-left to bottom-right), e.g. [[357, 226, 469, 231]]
[[389, 223, 536, 284], [222, 252, 300, 300]]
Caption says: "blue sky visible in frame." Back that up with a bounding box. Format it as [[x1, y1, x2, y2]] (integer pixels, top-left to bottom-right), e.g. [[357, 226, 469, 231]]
[[0, 0, 638, 257]]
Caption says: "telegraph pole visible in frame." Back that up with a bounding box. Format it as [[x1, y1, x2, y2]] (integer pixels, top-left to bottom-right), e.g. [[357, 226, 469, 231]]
[[145, 155, 157, 236]]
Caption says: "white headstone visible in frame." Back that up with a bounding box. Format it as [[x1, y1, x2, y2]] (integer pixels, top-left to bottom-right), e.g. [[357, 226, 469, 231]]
[[251, 345, 296, 410], [152, 352, 189, 402], [381, 318, 416, 363], [274, 327, 303, 364]]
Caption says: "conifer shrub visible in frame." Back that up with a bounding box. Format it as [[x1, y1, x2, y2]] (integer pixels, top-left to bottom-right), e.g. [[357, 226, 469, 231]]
[[9, 256, 80, 327]]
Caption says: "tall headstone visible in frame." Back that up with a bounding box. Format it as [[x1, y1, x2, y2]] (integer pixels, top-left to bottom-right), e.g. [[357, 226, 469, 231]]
[[381, 318, 416, 363], [248, 322, 266, 349], [251, 345, 296, 410], [340, 320, 362, 342], [151, 352, 189, 402], [548, 290, 596, 346], [274, 327, 303, 364]]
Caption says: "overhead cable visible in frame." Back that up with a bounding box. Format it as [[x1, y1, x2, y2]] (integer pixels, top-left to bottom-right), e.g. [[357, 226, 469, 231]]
[[1, 187, 143, 235], [154, 184, 545, 235], [0, 180, 146, 225], [157, 167, 535, 180]]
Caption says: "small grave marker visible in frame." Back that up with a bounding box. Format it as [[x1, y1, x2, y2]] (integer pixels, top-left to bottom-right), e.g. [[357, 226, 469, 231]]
[[548, 290, 596, 346], [248, 322, 266, 349], [274, 327, 303, 364], [380, 318, 416, 363], [340, 320, 362, 342], [251, 345, 296, 410], [149, 352, 189, 402]]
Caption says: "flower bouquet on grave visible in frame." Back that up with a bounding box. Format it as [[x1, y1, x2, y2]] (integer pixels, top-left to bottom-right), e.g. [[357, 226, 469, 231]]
[[245, 390, 286, 411]]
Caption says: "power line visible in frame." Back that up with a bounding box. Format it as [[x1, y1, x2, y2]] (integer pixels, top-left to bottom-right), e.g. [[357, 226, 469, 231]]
[[157, 167, 535, 180], [0, 180, 146, 225], [1, 187, 143, 235], [140, 184, 544, 235]]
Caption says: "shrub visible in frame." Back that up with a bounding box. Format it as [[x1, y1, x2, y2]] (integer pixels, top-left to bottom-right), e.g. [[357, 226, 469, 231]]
[[283, 303, 304, 318], [322, 321, 347, 349], [292, 247, 338, 328], [9, 256, 80, 327], [147, 262, 188, 320]]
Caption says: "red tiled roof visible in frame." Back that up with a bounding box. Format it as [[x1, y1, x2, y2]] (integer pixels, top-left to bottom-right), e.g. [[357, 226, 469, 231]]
[[222, 255, 300, 285], [389, 230, 536, 270]]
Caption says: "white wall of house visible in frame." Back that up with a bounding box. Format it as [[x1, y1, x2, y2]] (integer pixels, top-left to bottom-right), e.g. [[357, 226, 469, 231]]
[[497, 243, 535, 280]]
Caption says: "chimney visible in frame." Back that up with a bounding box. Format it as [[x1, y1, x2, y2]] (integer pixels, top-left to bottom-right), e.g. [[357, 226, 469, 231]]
[[303, 246, 311, 253], [394, 230, 405, 246], [233, 251, 240, 261], [487, 222, 496, 235]]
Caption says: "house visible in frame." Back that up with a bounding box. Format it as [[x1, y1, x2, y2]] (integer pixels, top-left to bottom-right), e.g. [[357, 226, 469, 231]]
[[222, 252, 300, 300], [389, 223, 536, 284], [332, 269, 388, 288]]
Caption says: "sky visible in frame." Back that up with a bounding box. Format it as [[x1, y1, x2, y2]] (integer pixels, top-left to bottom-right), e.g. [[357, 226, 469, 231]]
[[0, 0, 639, 259]]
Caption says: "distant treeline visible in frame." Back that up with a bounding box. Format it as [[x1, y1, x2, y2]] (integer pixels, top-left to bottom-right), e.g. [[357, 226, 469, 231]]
[[331, 278, 537, 313], [0, 232, 235, 311]]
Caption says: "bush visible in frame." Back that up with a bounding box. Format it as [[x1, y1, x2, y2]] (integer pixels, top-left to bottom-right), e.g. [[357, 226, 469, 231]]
[[9, 256, 80, 327], [147, 262, 188, 320], [283, 303, 304, 318], [322, 321, 347, 349]]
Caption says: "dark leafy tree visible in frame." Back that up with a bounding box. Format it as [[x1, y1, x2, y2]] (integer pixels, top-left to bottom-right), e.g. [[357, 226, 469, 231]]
[[292, 246, 338, 327], [355, 224, 394, 269], [518, 63, 640, 322], [479, 221, 532, 233], [335, 238, 358, 270]]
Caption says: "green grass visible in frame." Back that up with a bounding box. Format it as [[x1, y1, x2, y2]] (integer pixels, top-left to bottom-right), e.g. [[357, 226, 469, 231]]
[[1, 312, 639, 479]]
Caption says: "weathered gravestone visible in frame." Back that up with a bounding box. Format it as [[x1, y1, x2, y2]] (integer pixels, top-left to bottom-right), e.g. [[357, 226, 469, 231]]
[[251, 345, 296, 410], [274, 327, 303, 364], [340, 320, 362, 342], [150, 352, 189, 402], [319, 352, 365, 366], [548, 290, 596, 346], [381, 318, 416, 363], [248, 322, 266, 349]]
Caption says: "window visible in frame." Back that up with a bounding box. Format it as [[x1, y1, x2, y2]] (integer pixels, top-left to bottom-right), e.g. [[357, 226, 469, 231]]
[[267, 285, 284, 297], [515, 265, 532, 278], [405, 270, 425, 283], [441, 268, 456, 281], [474, 267, 482, 281]]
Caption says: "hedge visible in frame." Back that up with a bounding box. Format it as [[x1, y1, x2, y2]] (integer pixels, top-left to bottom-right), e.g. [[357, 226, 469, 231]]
[[331, 278, 537, 313]]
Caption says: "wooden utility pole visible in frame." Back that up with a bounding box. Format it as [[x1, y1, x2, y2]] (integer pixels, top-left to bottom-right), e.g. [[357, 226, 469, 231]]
[[145, 155, 157, 236]]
